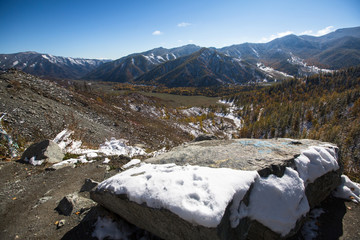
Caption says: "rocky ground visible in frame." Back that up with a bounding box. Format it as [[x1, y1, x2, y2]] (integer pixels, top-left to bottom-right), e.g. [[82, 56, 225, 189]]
[[1, 70, 359, 239], [0, 157, 125, 240], [0, 69, 192, 152]]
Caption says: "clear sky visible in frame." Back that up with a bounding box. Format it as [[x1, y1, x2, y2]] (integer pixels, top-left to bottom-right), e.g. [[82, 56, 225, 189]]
[[1, 0, 359, 59]]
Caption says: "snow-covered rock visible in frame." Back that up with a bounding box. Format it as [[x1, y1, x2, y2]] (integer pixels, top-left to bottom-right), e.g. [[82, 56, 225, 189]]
[[91, 138, 342, 240]]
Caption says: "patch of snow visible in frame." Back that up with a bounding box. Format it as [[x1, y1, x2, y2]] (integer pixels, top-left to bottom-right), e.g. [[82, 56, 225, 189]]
[[30, 63, 36, 68], [301, 208, 325, 240], [51, 155, 94, 168], [156, 55, 165, 62], [143, 53, 161, 65], [54, 129, 146, 158], [171, 53, 177, 59], [129, 104, 138, 112], [294, 145, 339, 184], [97, 163, 258, 228], [179, 107, 203, 117], [234, 167, 309, 236], [218, 99, 234, 106], [122, 159, 141, 169], [332, 175, 360, 203], [103, 158, 110, 164], [12, 61, 19, 67], [215, 112, 242, 129], [251, 47, 259, 58], [25, 156, 44, 166], [87, 152, 98, 158], [149, 147, 167, 157], [257, 62, 293, 78], [216, 100, 242, 129], [92, 216, 135, 240], [53, 129, 82, 152], [98, 138, 146, 157], [287, 54, 334, 74]]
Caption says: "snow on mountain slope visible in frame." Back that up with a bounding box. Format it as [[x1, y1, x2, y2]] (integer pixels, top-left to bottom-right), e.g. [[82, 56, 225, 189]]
[[257, 62, 294, 80], [287, 53, 334, 75], [0, 52, 111, 79]]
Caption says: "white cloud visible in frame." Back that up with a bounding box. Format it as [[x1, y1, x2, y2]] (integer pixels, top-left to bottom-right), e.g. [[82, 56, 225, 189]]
[[152, 30, 163, 36], [260, 26, 335, 43], [177, 22, 191, 27], [260, 31, 294, 42], [300, 30, 313, 35], [300, 26, 334, 37], [315, 26, 334, 36]]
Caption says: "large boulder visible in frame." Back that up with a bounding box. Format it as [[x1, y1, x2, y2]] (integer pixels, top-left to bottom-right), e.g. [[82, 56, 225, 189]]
[[91, 138, 342, 240], [21, 140, 64, 164]]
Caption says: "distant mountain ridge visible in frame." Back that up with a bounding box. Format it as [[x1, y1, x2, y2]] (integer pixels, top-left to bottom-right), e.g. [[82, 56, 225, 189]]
[[84, 26, 360, 87], [83, 44, 201, 83], [0, 51, 111, 79], [1, 26, 360, 86], [134, 48, 267, 87]]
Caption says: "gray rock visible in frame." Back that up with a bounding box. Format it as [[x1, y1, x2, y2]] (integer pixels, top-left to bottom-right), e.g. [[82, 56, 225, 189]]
[[21, 140, 64, 164], [56, 193, 96, 216], [80, 178, 99, 192], [193, 134, 217, 142], [91, 138, 342, 240], [146, 138, 327, 174]]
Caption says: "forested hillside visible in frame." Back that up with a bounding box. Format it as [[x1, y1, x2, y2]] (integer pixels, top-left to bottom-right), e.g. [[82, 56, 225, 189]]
[[225, 67, 360, 180]]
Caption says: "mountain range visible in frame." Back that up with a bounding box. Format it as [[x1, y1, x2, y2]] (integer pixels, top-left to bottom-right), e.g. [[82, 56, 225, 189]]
[[0, 51, 111, 79], [1, 26, 360, 87]]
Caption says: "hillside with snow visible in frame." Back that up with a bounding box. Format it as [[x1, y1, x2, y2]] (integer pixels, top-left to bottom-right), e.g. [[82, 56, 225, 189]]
[[0, 51, 110, 79]]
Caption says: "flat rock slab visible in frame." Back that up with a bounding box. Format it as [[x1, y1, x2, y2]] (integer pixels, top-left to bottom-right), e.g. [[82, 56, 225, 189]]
[[146, 138, 331, 175]]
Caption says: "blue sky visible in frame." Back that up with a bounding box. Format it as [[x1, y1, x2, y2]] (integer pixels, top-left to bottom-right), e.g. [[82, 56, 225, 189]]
[[1, 0, 359, 59]]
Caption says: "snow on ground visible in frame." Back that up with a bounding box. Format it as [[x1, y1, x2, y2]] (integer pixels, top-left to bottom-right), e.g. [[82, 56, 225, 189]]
[[98, 138, 146, 157], [51, 155, 94, 169], [92, 216, 142, 240], [93, 217, 124, 240], [287, 54, 334, 74], [24, 156, 44, 166], [122, 159, 141, 169], [148, 147, 167, 158], [53, 129, 146, 158], [179, 107, 204, 117], [97, 163, 258, 228], [53, 129, 82, 153], [332, 175, 360, 203], [52, 129, 147, 167], [217, 100, 242, 129], [257, 62, 293, 79], [301, 208, 325, 240]]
